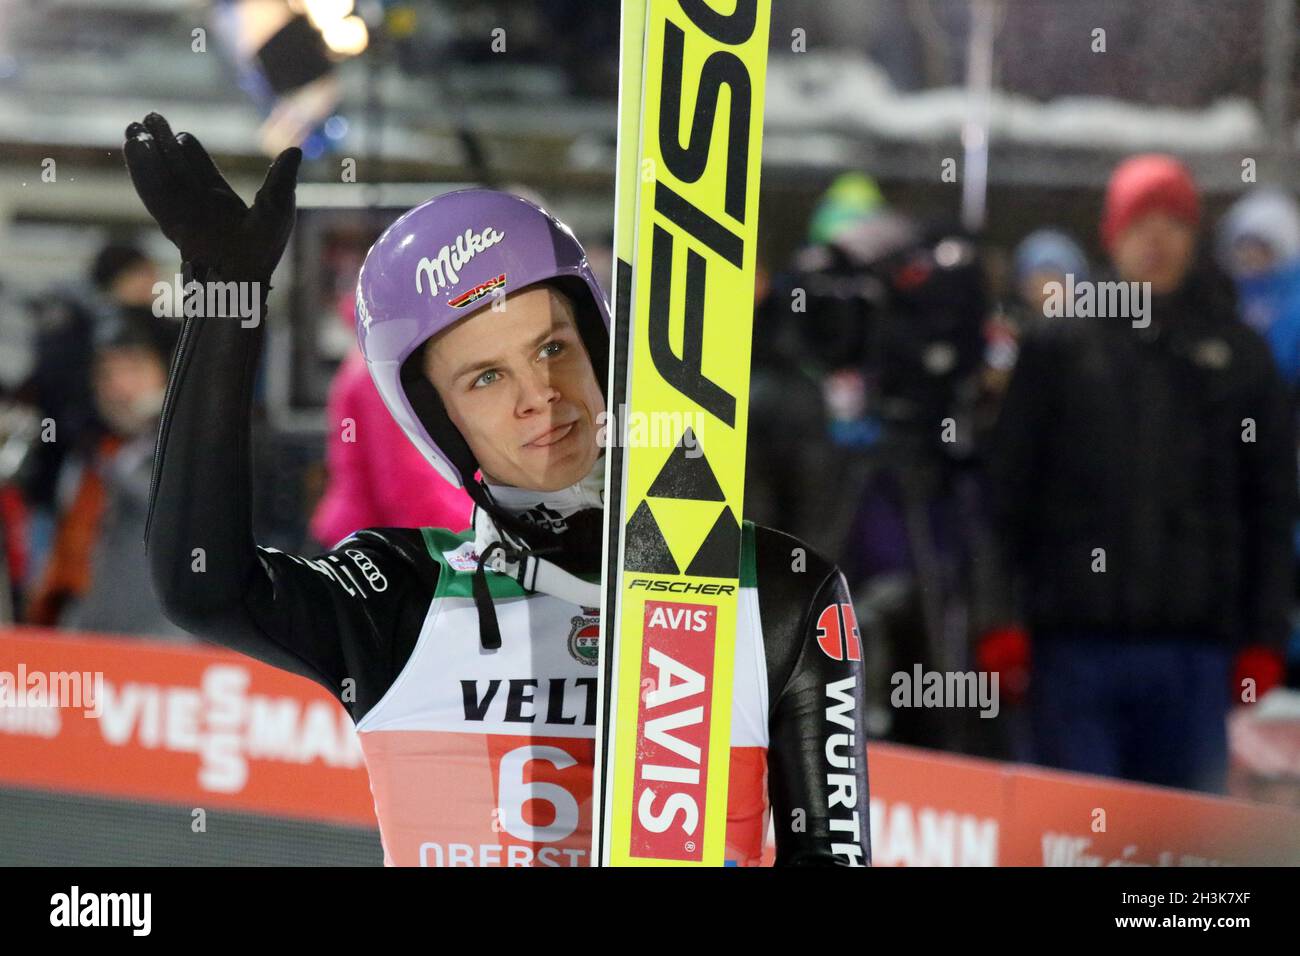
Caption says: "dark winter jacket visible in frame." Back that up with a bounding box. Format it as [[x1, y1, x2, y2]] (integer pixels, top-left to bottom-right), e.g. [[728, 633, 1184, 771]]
[[989, 264, 1296, 648]]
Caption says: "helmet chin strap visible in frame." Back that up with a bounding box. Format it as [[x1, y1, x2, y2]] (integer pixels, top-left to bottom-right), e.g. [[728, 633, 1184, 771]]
[[466, 453, 606, 650]]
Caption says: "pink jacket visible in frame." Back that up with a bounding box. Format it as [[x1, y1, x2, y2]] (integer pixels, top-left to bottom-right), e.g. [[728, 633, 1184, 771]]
[[311, 353, 473, 548]]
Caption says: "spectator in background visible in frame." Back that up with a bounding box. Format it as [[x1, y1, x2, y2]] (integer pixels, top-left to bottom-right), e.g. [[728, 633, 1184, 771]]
[[92, 243, 161, 314], [984, 229, 1093, 402], [310, 298, 473, 549], [0, 276, 36, 621], [990, 154, 1295, 793], [1012, 228, 1091, 321], [21, 241, 177, 590], [970, 231, 1093, 758], [806, 171, 885, 246], [1216, 187, 1300, 389], [1217, 188, 1300, 688], [27, 243, 170, 491], [746, 172, 894, 552], [26, 315, 188, 640]]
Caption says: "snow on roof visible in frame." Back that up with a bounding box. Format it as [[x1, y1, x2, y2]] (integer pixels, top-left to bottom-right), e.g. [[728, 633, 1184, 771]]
[[766, 53, 1264, 153]]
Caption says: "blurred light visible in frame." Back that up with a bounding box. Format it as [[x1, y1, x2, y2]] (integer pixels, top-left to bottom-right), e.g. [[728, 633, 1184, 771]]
[[321, 15, 369, 56], [259, 74, 342, 156], [304, 0, 355, 25], [387, 6, 418, 39], [923, 342, 958, 376], [323, 115, 350, 139], [302, 137, 329, 162], [934, 238, 973, 269]]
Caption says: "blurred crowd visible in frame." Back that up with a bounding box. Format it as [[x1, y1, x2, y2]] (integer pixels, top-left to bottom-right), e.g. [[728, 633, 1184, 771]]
[[2, 153, 1299, 798], [746, 157, 1300, 797], [0, 242, 473, 643]]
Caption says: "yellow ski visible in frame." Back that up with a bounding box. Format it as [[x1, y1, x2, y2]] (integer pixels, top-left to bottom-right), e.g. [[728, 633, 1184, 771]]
[[595, 0, 771, 867]]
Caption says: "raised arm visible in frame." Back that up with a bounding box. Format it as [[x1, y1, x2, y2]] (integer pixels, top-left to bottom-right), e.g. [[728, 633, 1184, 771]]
[[126, 114, 422, 716]]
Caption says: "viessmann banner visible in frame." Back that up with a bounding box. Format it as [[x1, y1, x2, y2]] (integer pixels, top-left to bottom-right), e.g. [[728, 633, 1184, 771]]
[[2, 628, 1298, 866], [0, 628, 375, 826]]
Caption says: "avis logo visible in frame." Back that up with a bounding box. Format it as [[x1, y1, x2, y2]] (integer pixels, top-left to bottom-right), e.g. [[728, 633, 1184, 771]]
[[646, 604, 710, 632], [815, 602, 861, 661], [632, 600, 716, 862]]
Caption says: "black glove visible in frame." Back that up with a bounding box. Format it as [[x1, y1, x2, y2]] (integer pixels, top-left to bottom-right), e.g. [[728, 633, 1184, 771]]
[[123, 112, 301, 287]]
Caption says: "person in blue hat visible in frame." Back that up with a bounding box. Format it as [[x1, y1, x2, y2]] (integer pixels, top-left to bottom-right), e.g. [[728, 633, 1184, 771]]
[[1217, 187, 1300, 389]]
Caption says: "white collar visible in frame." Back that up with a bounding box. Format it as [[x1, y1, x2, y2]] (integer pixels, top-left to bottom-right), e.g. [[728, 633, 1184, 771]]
[[469, 452, 606, 608], [481, 452, 606, 531]]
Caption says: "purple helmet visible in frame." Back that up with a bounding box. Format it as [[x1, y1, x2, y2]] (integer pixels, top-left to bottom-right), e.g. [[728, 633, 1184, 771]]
[[356, 189, 611, 490]]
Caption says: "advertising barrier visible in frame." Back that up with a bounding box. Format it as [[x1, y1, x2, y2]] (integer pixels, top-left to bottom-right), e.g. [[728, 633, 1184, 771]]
[[3, 628, 1298, 866]]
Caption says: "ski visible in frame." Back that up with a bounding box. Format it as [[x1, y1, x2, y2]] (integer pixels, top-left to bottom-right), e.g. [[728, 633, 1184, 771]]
[[594, 0, 772, 867], [591, 0, 649, 868]]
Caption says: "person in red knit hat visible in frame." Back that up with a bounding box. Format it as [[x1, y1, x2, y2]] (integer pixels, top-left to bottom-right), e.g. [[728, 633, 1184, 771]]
[[1101, 154, 1201, 295], [988, 153, 1295, 794]]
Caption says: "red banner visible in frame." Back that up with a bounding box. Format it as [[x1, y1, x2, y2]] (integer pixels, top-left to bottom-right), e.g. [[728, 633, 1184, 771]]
[[0, 627, 375, 827], [867, 745, 1300, 866], [3, 628, 1298, 865]]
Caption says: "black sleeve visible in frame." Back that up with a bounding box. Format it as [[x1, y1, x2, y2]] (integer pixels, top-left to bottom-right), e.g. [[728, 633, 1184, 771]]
[[1238, 344, 1298, 651], [143, 266, 430, 719], [755, 525, 871, 866]]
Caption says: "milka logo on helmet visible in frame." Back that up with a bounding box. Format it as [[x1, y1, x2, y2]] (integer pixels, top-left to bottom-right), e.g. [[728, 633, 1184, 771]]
[[415, 226, 506, 296]]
